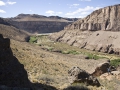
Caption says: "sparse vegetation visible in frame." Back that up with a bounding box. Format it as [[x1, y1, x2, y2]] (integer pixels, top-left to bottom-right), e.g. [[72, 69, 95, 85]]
[[29, 36, 37, 43], [86, 53, 104, 60], [110, 59, 120, 67]]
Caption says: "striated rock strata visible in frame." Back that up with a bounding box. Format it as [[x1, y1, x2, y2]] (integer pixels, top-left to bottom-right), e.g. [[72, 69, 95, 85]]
[[64, 4, 120, 31], [5, 14, 79, 33], [50, 4, 120, 55]]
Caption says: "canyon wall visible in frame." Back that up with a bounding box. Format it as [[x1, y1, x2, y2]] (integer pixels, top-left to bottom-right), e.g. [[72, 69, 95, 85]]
[[64, 4, 120, 31], [6, 14, 79, 33], [50, 4, 120, 55]]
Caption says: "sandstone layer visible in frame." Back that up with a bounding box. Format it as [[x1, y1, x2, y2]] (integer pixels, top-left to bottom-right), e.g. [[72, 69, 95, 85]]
[[5, 14, 79, 33], [64, 4, 120, 31], [50, 4, 120, 55]]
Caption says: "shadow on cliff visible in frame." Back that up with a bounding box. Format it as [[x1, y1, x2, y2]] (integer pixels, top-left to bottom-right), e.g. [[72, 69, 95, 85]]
[[32, 83, 57, 90], [0, 34, 57, 90]]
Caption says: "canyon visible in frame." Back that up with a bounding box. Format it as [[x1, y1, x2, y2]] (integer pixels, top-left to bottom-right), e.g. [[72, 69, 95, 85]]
[[5, 14, 79, 33], [50, 4, 120, 55]]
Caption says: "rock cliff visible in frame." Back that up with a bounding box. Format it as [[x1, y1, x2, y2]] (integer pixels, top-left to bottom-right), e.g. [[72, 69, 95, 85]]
[[50, 4, 120, 55], [0, 34, 31, 88], [64, 4, 120, 31], [5, 14, 79, 33]]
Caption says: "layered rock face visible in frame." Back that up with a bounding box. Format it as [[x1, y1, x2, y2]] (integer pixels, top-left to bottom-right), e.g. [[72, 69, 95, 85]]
[[50, 4, 120, 55], [0, 34, 31, 88], [0, 18, 29, 42], [7, 21, 72, 33], [64, 4, 120, 31], [6, 14, 79, 33]]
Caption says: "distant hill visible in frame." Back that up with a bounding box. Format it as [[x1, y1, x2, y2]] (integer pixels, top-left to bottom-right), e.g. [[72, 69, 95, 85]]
[[5, 14, 79, 33], [0, 17, 29, 41]]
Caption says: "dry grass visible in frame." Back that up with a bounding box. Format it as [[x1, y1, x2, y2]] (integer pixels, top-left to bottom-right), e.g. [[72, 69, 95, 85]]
[[10, 35, 120, 90]]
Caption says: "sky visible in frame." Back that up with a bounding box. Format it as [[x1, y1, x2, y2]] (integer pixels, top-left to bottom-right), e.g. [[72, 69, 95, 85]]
[[0, 0, 120, 18]]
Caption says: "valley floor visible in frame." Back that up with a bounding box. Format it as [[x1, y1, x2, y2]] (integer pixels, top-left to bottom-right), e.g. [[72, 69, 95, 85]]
[[10, 36, 120, 90]]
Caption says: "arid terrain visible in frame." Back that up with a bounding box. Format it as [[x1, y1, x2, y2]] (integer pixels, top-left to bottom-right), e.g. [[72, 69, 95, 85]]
[[0, 4, 120, 90], [5, 14, 79, 33]]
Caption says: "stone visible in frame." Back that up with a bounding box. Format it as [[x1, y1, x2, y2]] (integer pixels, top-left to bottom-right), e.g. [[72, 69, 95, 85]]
[[68, 66, 100, 86], [92, 62, 110, 77]]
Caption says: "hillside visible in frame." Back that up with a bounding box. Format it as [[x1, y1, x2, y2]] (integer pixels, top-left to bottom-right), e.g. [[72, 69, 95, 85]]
[[5, 14, 79, 33], [0, 18, 29, 41], [50, 4, 120, 55]]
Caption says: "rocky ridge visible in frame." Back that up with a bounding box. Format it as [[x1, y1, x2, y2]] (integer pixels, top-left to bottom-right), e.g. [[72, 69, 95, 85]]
[[64, 4, 120, 31], [5, 14, 79, 33], [50, 4, 120, 55]]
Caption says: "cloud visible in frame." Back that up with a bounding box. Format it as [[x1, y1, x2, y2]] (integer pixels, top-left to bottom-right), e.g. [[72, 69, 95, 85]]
[[65, 6, 101, 16], [81, 11, 89, 15], [72, 4, 79, 6], [29, 9, 34, 13], [46, 10, 63, 15], [0, 1, 6, 6], [68, 4, 79, 8], [65, 6, 101, 18], [46, 10, 54, 15], [7, 1, 16, 5], [0, 9, 6, 13], [79, 0, 91, 1]]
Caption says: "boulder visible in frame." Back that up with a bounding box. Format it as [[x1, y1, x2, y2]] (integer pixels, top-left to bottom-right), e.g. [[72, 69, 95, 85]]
[[92, 62, 110, 77], [68, 66, 100, 86]]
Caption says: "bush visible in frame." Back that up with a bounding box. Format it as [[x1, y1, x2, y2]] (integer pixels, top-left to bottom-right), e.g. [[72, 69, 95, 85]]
[[87, 54, 102, 60], [29, 36, 37, 43], [110, 59, 120, 67]]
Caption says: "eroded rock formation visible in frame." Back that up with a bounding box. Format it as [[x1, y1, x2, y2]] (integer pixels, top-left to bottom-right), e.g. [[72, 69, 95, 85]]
[[50, 4, 120, 55], [68, 66, 100, 86], [64, 4, 120, 31]]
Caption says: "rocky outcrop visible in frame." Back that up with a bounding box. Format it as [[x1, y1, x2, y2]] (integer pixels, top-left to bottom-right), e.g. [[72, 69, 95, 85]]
[[68, 66, 100, 86], [64, 4, 120, 31], [5, 14, 79, 33], [0, 34, 31, 88], [50, 4, 120, 55]]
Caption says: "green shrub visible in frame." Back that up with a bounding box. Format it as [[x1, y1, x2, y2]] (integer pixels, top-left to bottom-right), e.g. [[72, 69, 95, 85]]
[[29, 36, 37, 43], [87, 54, 102, 60], [110, 59, 120, 67]]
